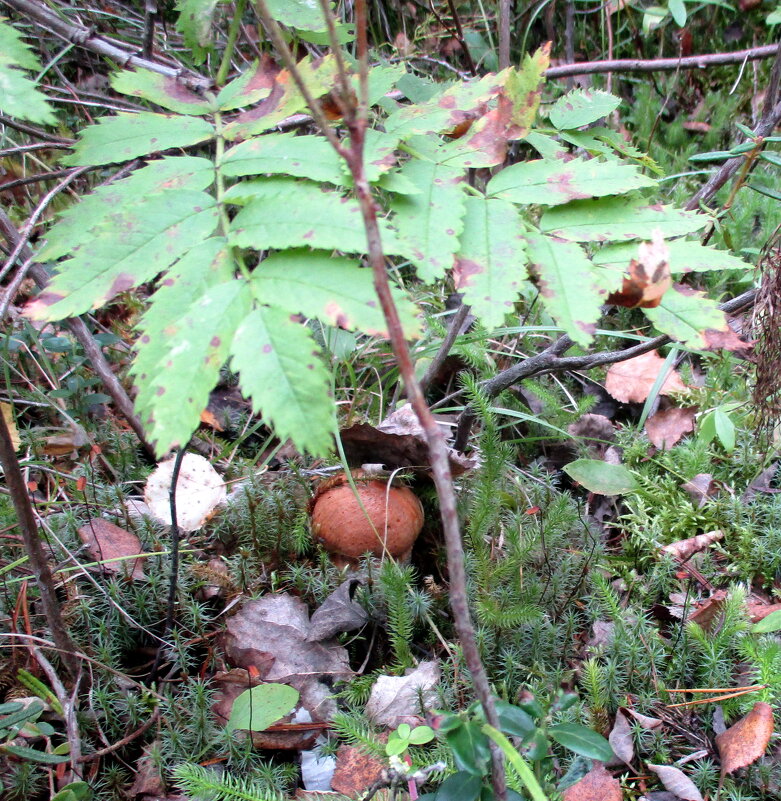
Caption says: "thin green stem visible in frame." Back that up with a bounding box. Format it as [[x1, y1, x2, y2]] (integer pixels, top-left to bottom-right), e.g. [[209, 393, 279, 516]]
[[216, 0, 248, 86]]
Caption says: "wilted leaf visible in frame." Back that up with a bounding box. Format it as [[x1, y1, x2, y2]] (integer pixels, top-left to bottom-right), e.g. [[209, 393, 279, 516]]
[[605, 350, 688, 403], [646, 763, 704, 801], [77, 519, 145, 580], [643, 284, 728, 348], [609, 708, 634, 765], [681, 473, 718, 507], [144, 452, 226, 531], [365, 661, 440, 727], [549, 88, 621, 130], [1, 403, 20, 452], [564, 458, 638, 495], [562, 762, 622, 801], [624, 708, 662, 729], [645, 406, 696, 449], [661, 529, 723, 561], [111, 69, 214, 115], [716, 702, 774, 776], [307, 579, 368, 641]]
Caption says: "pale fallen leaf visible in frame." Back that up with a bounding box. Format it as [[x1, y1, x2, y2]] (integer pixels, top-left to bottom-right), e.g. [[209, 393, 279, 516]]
[[605, 351, 688, 404], [645, 406, 696, 450], [1, 403, 20, 452], [608, 708, 634, 766], [681, 474, 718, 507], [624, 708, 662, 729], [365, 661, 440, 727], [716, 702, 774, 777], [562, 762, 622, 801], [661, 529, 723, 562], [144, 452, 226, 531], [307, 578, 368, 641], [646, 763, 704, 801], [77, 518, 145, 580]]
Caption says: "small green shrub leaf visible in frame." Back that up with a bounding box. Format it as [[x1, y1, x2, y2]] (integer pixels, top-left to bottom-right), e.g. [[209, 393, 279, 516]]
[[713, 408, 736, 453], [265, 0, 328, 31], [548, 723, 615, 760], [593, 239, 753, 275], [495, 700, 536, 739], [549, 88, 621, 130], [0, 21, 55, 124], [454, 197, 528, 329], [62, 112, 215, 166], [487, 157, 656, 205], [752, 609, 781, 633], [435, 772, 482, 801], [1, 744, 71, 764], [524, 233, 602, 346], [227, 683, 300, 732], [642, 285, 727, 347], [231, 306, 336, 456], [443, 720, 492, 776], [111, 69, 215, 115], [563, 459, 638, 495], [540, 197, 709, 242]]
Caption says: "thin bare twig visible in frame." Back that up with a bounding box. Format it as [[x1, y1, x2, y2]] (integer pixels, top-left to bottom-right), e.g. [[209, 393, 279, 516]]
[[498, 0, 510, 71], [420, 304, 472, 394]]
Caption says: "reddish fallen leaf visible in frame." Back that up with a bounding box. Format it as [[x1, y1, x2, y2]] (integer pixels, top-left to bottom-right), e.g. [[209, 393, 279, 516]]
[[77, 518, 145, 580], [702, 327, 754, 355], [330, 744, 386, 795], [645, 406, 696, 450], [607, 232, 671, 309], [688, 592, 727, 632], [605, 351, 688, 404], [716, 702, 774, 776], [682, 473, 718, 507], [608, 708, 634, 765], [747, 601, 781, 624], [562, 762, 622, 801], [646, 763, 704, 801], [200, 408, 224, 432], [661, 529, 723, 562]]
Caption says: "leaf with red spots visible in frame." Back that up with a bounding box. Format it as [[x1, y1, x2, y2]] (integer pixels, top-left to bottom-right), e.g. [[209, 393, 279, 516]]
[[136, 281, 252, 456], [62, 112, 214, 167], [524, 233, 603, 346], [643, 284, 728, 347], [487, 157, 655, 206], [250, 250, 420, 339], [26, 191, 219, 321], [540, 197, 709, 242], [111, 69, 215, 115], [231, 306, 336, 456], [390, 160, 466, 282], [454, 197, 528, 329]]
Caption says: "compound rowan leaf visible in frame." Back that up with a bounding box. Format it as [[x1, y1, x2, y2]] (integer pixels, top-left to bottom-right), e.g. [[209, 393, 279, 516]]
[[390, 160, 466, 282], [454, 197, 528, 329], [549, 88, 621, 130], [487, 157, 656, 205], [231, 306, 336, 456], [137, 281, 252, 455], [216, 56, 280, 110], [27, 191, 219, 321], [0, 21, 55, 124], [111, 69, 215, 115], [524, 233, 602, 346], [593, 238, 752, 275], [38, 157, 215, 260], [176, 0, 223, 62], [643, 284, 728, 347], [540, 197, 709, 242], [251, 250, 420, 339]]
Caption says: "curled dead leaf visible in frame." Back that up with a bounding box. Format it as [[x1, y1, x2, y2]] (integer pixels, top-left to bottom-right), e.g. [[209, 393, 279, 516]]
[[682, 473, 718, 507], [608, 708, 634, 766], [716, 702, 774, 777], [605, 351, 688, 404], [661, 529, 723, 562]]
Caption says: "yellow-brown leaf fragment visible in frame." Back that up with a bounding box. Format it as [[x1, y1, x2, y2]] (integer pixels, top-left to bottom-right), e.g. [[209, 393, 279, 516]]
[[716, 702, 774, 777]]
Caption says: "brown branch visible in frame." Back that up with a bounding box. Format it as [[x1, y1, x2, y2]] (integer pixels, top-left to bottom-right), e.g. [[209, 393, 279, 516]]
[[0, 407, 80, 678], [420, 303, 472, 395]]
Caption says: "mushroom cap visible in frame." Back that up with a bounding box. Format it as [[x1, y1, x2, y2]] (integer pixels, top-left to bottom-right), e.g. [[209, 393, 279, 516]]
[[311, 479, 424, 560]]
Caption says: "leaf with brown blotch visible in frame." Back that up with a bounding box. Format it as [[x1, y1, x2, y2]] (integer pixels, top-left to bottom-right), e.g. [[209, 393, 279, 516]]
[[646, 763, 704, 801], [661, 529, 723, 562], [682, 473, 718, 507], [645, 406, 696, 449], [716, 702, 774, 777], [607, 231, 672, 309], [605, 350, 688, 403], [77, 519, 146, 580], [562, 762, 622, 801], [608, 708, 634, 766]]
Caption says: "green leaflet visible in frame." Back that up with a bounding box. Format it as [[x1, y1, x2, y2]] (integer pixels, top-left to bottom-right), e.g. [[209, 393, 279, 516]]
[[0, 21, 55, 124], [363, 129, 402, 182], [62, 112, 215, 166], [38, 157, 215, 261], [454, 197, 528, 330], [524, 233, 603, 346], [111, 69, 215, 115], [176, 0, 222, 62], [231, 306, 335, 456], [27, 191, 219, 320], [265, 0, 328, 31], [487, 158, 656, 206], [220, 134, 345, 184], [131, 238, 235, 384], [540, 197, 709, 242], [643, 285, 727, 347], [251, 250, 421, 339], [390, 160, 466, 282], [549, 89, 621, 130], [593, 239, 753, 275], [216, 59, 277, 111], [228, 178, 402, 254], [137, 281, 252, 454], [563, 459, 638, 495]]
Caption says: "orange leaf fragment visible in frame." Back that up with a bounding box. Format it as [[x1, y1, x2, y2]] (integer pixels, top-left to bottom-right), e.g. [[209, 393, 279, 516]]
[[645, 405, 696, 449], [77, 518, 145, 580], [716, 702, 774, 776], [606, 232, 671, 309], [605, 350, 688, 403], [562, 762, 622, 801]]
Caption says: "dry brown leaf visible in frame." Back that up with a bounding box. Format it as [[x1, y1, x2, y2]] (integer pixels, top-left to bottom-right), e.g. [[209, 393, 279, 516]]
[[747, 601, 781, 624], [645, 406, 696, 450], [199, 408, 224, 431], [646, 763, 704, 801], [661, 529, 723, 562], [716, 702, 774, 776], [568, 414, 616, 452], [77, 518, 145, 580], [682, 473, 718, 507], [702, 327, 754, 356], [1, 403, 20, 452], [607, 232, 671, 309], [331, 744, 387, 795], [364, 661, 440, 727], [624, 708, 662, 729], [605, 351, 688, 404], [562, 763, 622, 801], [688, 592, 727, 632], [608, 708, 634, 766], [307, 578, 368, 641]]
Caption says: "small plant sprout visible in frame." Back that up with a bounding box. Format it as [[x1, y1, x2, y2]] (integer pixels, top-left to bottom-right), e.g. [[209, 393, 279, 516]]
[[385, 722, 436, 758]]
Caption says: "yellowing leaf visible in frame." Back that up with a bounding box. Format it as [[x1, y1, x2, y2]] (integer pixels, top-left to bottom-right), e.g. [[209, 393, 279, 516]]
[[1, 403, 21, 452]]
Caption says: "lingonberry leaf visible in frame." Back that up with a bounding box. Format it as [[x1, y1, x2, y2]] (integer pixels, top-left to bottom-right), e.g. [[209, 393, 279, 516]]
[[27, 191, 219, 320], [111, 69, 215, 115], [231, 305, 336, 456], [62, 112, 215, 166], [453, 197, 528, 329], [643, 284, 728, 347], [524, 233, 603, 346]]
